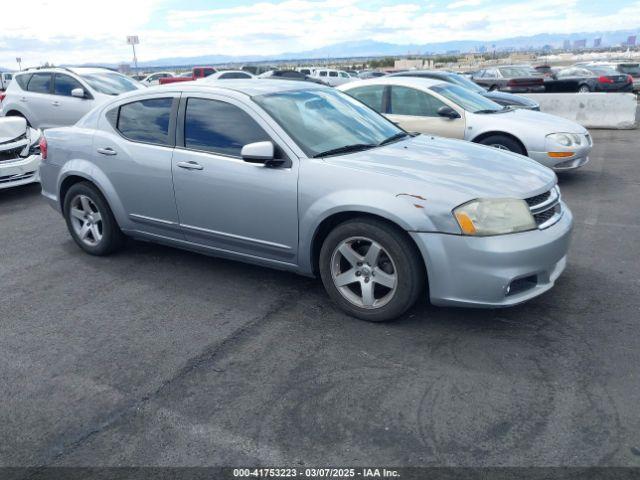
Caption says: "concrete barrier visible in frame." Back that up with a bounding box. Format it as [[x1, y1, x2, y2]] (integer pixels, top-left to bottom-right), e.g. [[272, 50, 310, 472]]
[[522, 93, 638, 130]]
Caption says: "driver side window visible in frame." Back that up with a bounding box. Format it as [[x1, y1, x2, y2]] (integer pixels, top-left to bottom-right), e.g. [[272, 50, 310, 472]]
[[389, 86, 446, 117]]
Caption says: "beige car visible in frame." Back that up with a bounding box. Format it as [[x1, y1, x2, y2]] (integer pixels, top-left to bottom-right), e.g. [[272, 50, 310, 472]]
[[339, 77, 592, 171]]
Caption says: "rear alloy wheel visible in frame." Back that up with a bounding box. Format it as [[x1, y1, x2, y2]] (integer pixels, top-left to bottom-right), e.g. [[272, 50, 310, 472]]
[[63, 182, 124, 255], [578, 84, 590, 93], [478, 134, 525, 156], [319, 218, 424, 322]]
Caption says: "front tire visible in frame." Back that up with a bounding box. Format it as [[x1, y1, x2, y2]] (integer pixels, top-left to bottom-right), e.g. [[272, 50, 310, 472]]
[[478, 134, 525, 155], [578, 84, 590, 93], [63, 182, 124, 256], [319, 218, 424, 322]]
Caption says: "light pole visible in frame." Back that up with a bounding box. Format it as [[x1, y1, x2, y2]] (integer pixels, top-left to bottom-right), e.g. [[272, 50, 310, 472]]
[[126, 36, 140, 74], [16, 57, 22, 71]]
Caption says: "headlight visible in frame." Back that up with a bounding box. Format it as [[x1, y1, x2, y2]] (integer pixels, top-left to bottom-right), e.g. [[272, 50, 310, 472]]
[[547, 133, 584, 147], [453, 198, 537, 236]]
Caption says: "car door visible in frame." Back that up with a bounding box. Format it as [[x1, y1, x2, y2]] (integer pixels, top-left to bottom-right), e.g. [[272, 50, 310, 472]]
[[91, 93, 184, 240], [386, 85, 465, 139], [23, 72, 54, 128], [171, 94, 299, 264], [52, 73, 96, 126]]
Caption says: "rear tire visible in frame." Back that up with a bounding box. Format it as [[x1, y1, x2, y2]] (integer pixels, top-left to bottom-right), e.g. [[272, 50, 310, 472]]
[[478, 134, 525, 155], [63, 182, 124, 256], [578, 84, 590, 93], [319, 218, 424, 322]]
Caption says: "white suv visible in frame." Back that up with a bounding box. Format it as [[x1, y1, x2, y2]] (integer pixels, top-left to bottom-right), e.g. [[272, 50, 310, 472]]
[[0, 67, 143, 129], [312, 69, 355, 87]]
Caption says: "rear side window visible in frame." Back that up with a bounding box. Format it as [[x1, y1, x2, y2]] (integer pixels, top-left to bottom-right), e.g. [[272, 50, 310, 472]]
[[117, 98, 173, 145], [54, 74, 84, 96], [329, 71, 338, 77], [220, 72, 251, 79], [389, 86, 446, 117], [27, 73, 52, 94], [15, 73, 32, 89], [347, 85, 385, 113], [184, 98, 269, 157], [319, 71, 327, 77]]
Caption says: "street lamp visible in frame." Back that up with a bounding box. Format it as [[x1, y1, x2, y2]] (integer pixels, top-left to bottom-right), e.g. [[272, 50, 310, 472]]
[[16, 57, 22, 71]]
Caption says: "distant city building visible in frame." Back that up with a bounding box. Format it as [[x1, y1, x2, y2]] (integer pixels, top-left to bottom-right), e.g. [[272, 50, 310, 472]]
[[563, 39, 571, 50], [118, 63, 131, 74], [573, 39, 587, 49], [593, 38, 602, 48], [627, 35, 637, 46]]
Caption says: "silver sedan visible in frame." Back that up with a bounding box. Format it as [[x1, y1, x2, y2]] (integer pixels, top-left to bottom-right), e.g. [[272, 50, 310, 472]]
[[39, 80, 572, 322], [339, 76, 592, 171]]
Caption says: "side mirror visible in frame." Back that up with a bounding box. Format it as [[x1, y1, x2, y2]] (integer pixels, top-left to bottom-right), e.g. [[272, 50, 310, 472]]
[[241, 141, 283, 166], [437, 106, 461, 119], [71, 88, 86, 98]]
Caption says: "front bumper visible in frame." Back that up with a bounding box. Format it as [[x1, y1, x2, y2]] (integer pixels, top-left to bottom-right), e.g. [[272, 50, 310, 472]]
[[529, 141, 592, 171], [411, 205, 573, 308], [0, 154, 41, 189]]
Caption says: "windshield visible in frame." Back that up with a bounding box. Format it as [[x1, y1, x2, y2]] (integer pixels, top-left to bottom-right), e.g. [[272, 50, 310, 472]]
[[431, 84, 504, 113], [253, 88, 403, 157], [586, 66, 619, 76], [80, 72, 140, 95], [444, 73, 485, 92]]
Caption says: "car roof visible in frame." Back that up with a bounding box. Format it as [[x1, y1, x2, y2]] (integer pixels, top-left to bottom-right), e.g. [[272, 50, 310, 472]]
[[119, 79, 327, 100], [340, 76, 449, 90]]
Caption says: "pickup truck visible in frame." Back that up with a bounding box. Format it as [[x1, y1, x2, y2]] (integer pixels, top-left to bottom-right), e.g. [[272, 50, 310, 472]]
[[159, 67, 217, 85]]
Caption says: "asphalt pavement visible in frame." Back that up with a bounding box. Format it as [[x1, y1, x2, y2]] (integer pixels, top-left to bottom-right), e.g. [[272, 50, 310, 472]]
[[1, 129, 639, 467]]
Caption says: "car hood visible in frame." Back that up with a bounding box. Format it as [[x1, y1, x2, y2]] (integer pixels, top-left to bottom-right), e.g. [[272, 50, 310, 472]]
[[0, 116, 27, 143], [325, 135, 556, 205], [484, 90, 539, 108], [472, 108, 588, 135]]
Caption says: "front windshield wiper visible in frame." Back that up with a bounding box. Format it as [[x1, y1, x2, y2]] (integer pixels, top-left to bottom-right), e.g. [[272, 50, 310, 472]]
[[312, 143, 377, 158], [378, 132, 409, 146]]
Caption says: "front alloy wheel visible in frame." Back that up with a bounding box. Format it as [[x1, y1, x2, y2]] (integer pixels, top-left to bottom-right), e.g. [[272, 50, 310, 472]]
[[319, 218, 424, 322], [331, 237, 397, 309]]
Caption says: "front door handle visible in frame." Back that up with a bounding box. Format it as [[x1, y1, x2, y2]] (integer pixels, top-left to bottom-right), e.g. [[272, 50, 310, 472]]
[[176, 161, 203, 170], [52, 101, 60, 107], [97, 147, 117, 156], [20, 97, 27, 102]]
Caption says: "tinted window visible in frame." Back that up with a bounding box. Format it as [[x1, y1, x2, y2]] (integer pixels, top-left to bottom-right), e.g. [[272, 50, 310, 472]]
[[15, 73, 32, 89], [389, 86, 446, 117], [431, 84, 502, 113], [203, 68, 216, 77], [117, 98, 173, 145], [184, 98, 269, 157], [220, 72, 251, 79], [329, 71, 338, 77], [54, 74, 83, 96], [27, 73, 52, 94], [319, 71, 327, 77], [5, 74, 11, 80], [347, 85, 385, 113]]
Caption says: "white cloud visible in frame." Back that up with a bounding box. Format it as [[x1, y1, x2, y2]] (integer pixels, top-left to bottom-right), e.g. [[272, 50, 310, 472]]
[[0, 0, 639, 68]]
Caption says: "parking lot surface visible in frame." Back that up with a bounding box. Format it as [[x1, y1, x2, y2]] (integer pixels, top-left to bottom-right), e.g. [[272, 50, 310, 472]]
[[1, 129, 639, 467]]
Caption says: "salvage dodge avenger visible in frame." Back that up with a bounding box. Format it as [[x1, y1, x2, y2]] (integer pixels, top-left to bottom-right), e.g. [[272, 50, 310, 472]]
[[38, 80, 572, 322]]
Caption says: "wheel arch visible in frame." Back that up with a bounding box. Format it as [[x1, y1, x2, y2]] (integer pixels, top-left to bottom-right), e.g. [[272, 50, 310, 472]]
[[308, 211, 427, 282], [471, 130, 528, 156]]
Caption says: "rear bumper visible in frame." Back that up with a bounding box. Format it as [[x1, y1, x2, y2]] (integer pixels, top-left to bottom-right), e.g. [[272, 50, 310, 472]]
[[411, 205, 573, 308], [0, 154, 41, 189]]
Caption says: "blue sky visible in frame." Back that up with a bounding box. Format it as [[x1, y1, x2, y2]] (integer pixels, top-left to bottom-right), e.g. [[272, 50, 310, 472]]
[[1, 0, 639, 68]]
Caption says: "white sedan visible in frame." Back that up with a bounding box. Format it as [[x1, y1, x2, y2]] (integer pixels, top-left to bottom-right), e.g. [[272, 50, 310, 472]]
[[0, 117, 41, 189], [339, 77, 592, 171]]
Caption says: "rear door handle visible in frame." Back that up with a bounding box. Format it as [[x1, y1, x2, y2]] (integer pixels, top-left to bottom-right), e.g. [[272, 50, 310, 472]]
[[176, 161, 203, 170], [20, 97, 27, 102], [97, 147, 117, 156], [52, 101, 60, 107]]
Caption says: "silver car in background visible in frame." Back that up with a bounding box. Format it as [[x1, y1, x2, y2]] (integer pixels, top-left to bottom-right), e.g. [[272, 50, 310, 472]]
[[0, 116, 41, 189], [0, 67, 144, 129], [39, 80, 572, 322], [340, 77, 592, 171]]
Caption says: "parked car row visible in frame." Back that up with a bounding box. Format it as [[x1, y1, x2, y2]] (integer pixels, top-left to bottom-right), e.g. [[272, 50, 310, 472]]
[[36, 79, 573, 322]]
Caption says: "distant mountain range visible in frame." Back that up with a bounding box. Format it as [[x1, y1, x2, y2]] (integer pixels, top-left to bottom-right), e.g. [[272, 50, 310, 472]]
[[125, 28, 640, 68]]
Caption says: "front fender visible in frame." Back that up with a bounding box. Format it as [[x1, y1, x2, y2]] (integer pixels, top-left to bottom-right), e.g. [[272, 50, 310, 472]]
[[298, 188, 440, 275]]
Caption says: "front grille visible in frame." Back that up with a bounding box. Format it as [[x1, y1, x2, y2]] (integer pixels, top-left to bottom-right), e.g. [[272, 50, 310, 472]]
[[525, 186, 562, 229], [0, 146, 24, 162], [0, 171, 35, 183], [525, 191, 551, 208]]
